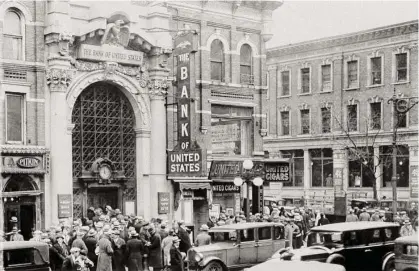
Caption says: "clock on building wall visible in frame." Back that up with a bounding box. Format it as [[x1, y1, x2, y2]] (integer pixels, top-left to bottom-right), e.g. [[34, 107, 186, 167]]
[[99, 164, 112, 182]]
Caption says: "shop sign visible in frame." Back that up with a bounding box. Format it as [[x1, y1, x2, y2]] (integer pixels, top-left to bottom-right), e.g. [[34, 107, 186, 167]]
[[264, 162, 290, 182], [209, 161, 242, 179], [212, 182, 240, 193], [334, 168, 344, 194], [2, 155, 44, 173], [158, 192, 170, 214], [58, 194, 72, 218], [410, 166, 418, 198], [168, 149, 202, 176], [77, 44, 144, 66]]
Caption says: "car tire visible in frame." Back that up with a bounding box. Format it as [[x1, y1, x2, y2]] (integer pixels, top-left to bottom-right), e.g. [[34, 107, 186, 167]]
[[383, 258, 395, 271], [202, 261, 224, 271], [326, 253, 345, 266]]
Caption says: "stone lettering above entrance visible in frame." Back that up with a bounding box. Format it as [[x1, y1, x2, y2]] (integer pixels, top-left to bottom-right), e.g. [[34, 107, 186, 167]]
[[77, 44, 144, 66]]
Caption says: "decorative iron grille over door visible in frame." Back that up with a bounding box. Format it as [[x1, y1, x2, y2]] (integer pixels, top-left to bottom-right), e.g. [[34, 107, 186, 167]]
[[71, 83, 136, 218]]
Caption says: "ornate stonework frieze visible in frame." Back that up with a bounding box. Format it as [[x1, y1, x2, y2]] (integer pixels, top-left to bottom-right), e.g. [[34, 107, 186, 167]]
[[72, 60, 148, 87], [46, 68, 75, 91], [148, 78, 169, 97], [58, 31, 74, 56]]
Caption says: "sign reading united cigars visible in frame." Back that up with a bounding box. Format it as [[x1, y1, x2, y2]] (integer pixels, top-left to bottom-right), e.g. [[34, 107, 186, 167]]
[[168, 31, 202, 176]]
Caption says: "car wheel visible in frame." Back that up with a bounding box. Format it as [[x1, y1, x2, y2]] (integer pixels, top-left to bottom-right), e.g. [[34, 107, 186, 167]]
[[202, 261, 224, 271], [383, 258, 395, 271]]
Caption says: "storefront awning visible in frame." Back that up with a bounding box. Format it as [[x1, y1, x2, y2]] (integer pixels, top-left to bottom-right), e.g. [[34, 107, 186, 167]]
[[179, 182, 211, 191]]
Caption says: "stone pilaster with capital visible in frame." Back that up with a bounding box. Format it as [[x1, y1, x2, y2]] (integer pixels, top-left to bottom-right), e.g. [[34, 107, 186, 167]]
[[148, 78, 169, 99], [46, 68, 75, 92]]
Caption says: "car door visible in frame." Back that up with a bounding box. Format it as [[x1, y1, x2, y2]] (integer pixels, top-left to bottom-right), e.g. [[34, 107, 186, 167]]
[[256, 226, 274, 263], [341, 230, 369, 271], [238, 228, 257, 265]]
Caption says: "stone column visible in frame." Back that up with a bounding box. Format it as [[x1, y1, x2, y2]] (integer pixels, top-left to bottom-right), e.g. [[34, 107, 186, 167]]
[[374, 146, 381, 199], [47, 68, 74, 225], [333, 148, 347, 194], [303, 149, 310, 194], [135, 128, 151, 218]]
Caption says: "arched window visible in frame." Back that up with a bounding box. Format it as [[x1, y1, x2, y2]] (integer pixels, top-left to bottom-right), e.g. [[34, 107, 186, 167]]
[[210, 39, 224, 81], [240, 44, 253, 84], [3, 9, 24, 60]]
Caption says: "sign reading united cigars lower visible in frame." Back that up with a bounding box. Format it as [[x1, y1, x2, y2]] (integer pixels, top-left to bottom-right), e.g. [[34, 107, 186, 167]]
[[212, 182, 240, 193]]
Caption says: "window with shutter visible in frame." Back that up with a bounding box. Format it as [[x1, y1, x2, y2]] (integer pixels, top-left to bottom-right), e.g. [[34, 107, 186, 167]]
[[281, 111, 290, 135], [210, 40, 224, 81], [281, 71, 290, 96], [396, 53, 407, 82], [347, 105, 358, 132], [370, 102, 382, 130], [240, 44, 253, 84], [321, 65, 331, 91], [371, 57, 382, 85], [300, 109, 310, 134], [301, 68, 310, 93], [321, 107, 331, 133], [347, 61, 358, 88]]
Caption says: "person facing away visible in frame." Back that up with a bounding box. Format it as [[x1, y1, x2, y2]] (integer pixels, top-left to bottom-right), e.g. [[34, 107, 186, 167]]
[[346, 209, 359, 222], [96, 230, 114, 271], [147, 224, 163, 271], [194, 224, 211, 247], [126, 231, 147, 271], [317, 213, 330, 226]]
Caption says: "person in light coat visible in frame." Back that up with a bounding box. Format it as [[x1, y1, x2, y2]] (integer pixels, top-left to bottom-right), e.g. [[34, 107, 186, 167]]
[[161, 229, 176, 268], [346, 209, 359, 222], [194, 225, 211, 247], [96, 230, 114, 271]]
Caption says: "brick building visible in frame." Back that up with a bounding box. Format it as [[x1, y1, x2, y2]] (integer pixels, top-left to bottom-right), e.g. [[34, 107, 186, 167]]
[[165, 1, 280, 231], [264, 21, 418, 208]]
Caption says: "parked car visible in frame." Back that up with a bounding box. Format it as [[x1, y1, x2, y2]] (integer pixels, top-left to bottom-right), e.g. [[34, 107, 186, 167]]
[[186, 222, 285, 271], [394, 234, 418, 271], [272, 222, 400, 271], [1, 241, 50, 271], [244, 259, 346, 271]]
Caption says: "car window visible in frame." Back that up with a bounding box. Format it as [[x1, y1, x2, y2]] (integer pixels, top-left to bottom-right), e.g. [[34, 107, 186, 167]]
[[258, 227, 272, 241], [384, 227, 399, 242], [273, 226, 284, 240], [403, 245, 418, 256], [344, 231, 364, 246], [4, 249, 35, 267], [307, 231, 343, 248], [365, 229, 383, 244], [210, 232, 236, 243], [239, 229, 255, 242]]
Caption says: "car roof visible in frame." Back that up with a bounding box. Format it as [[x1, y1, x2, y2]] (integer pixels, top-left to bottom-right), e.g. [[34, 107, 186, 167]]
[[395, 235, 418, 245], [0, 241, 49, 250], [209, 222, 283, 232], [351, 198, 377, 202], [247, 259, 346, 271], [311, 222, 400, 232]]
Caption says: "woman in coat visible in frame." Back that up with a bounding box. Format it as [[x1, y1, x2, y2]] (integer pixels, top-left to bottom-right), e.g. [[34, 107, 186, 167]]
[[170, 237, 184, 271], [96, 231, 114, 271], [126, 232, 148, 271]]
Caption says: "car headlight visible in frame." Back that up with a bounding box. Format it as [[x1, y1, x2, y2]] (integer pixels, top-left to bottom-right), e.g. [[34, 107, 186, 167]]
[[194, 252, 204, 262], [291, 254, 301, 261]]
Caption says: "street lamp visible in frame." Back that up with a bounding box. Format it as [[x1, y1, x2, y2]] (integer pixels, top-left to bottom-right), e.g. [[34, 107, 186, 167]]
[[233, 159, 264, 219]]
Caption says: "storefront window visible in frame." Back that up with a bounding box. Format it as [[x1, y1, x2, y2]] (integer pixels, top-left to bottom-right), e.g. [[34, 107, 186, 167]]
[[281, 150, 304, 187], [211, 105, 253, 156], [310, 149, 333, 187], [380, 145, 409, 187], [348, 147, 374, 187]]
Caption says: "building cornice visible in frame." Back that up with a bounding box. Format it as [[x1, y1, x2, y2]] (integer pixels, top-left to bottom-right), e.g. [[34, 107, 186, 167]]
[[1, 145, 49, 154], [267, 20, 418, 58]]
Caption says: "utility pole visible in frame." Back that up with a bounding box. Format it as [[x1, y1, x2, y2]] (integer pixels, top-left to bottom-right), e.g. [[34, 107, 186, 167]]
[[388, 88, 418, 218]]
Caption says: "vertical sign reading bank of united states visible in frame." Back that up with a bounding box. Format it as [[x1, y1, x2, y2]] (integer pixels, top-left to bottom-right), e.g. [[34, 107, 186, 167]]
[[168, 31, 202, 176]]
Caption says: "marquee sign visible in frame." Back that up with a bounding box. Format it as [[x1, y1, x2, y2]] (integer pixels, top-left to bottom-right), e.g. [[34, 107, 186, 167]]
[[264, 161, 290, 182], [2, 155, 45, 174], [168, 31, 201, 177]]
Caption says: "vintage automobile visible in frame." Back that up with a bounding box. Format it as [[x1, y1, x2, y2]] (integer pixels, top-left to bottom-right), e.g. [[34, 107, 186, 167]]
[[393, 234, 418, 271], [186, 222, 285, 271], [245, 258, 346, 271], [350, 198, 379, 210], [1, 241, 50, 271], [272, 222, 400, 271]]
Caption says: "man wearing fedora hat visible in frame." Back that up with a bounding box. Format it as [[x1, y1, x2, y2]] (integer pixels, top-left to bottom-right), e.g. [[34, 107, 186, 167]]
[[126, 231, 147, 271], [8, 226, 24, 241], [85, 229, 98, 271], [401, 219, 415, 237], [195, 224, 211, 247], [170, 237, 184, 271], [111, 230, 126, 271], [177, 221, 191, 254]]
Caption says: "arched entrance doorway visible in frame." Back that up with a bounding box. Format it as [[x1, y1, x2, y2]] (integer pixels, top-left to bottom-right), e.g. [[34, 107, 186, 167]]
[[71, 82, 137, 218], [3, 175, 39, 240]]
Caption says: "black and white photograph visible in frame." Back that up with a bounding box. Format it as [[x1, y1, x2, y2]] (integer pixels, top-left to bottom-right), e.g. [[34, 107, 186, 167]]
[[0, 0, 418, 271]]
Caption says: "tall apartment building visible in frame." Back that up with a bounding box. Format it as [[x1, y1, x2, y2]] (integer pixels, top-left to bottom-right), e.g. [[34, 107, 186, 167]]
[[264, 21, 418, 207]]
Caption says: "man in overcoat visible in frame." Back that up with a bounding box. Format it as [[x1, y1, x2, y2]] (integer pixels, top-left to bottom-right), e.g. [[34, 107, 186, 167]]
[[170, 237, 184, 271], [126, 231, 147, 271], [96, 230, 114, 271], [148, 225, 163, 271]]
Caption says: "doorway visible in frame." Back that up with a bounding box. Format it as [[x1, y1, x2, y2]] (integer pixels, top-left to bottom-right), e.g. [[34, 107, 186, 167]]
[[5, 203, 35, 240], [87, 187, 119, 211]]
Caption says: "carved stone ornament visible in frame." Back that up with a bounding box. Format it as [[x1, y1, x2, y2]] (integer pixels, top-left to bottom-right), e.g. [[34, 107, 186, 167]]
[[46, 68, 75, 91], [101, 19, 130, 48], [72, 60, 148, 87], [58, 32, 74, 56], [148, 79, 169, 96]]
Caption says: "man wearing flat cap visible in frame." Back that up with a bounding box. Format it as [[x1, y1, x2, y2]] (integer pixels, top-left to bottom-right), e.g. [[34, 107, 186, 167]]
[[195, 224, 211, 247]]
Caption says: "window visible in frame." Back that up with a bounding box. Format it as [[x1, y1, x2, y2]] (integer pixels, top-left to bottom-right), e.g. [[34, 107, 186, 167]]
[[301, 68, 310, 93], [348, 147, 374, 187], [311, 149, 333, 187], [370, 102, 382, 130], [300, 109, 310, 134], [280, 111, 290, 136], [281, 71, 290, 96], [321, 107, 331, 133], [240, 44, 253, 84], [211, 105, 253, 156], [258, 227, 272, 241], [396, 53, 408, 82], [321, 64, 332, 91], [6, 93, 24, 143], [380, 145, 409, 187], [347, 60, 358, 88], [210, 39, 224, 81], [4, 10, 23, 60], [282, 150, 304, 187], [239, 229, 255, 242], [273, 226, 284, 240], [403, 245, 419, 256], [347, 105, 358, 132], [397, 112, 407, 128], [371, 57, 382, 85]]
